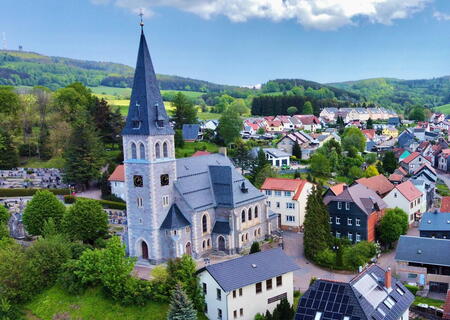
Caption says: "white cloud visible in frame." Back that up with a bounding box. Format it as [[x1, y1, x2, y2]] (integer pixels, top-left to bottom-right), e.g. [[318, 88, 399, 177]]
[[433, 10, 450, 21], [92, 0, 432, 30]]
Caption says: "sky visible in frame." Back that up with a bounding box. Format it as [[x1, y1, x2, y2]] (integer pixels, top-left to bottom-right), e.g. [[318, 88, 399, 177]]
[[0, 0, 449, 86]]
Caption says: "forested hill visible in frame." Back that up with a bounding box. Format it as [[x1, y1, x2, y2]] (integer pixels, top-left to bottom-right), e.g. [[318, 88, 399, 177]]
[[0, 49, 237, 92], [329, 77, 450, 110]]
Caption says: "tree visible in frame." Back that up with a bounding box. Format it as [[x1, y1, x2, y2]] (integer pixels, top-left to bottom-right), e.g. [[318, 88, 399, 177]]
[[382, 151, 397, 174], [310, 153, 331, 177], [0, 86, 20, 116], [217, 108, 243, 145], [408, 106, 425, 121], [0, 206, 9, 225], [366, 117, 374, 129], [233, 140, 252, 173], [62, 198, 109, 244], [250, 241, 260, 254], [38, 123, 53, 160], [63, 115, 104, 188], [271, 298, 294, 320], [167, 283, 197, 320], [89, 98, 124, 146], [377, 208, 408, 248], [0, 128, 19, 169], [229, 99, 249, 116], [250, 148, 269, 183], [303, 101, 313, 115], [292, 140, 302, 159], [0, 243, 30, 303], [348, 166, 363, 180], [172, 93, 197, 129], [342, 127, 366, 153], [287, 106, 298, 116], [364, 165, 379, 177], [22, 190, 66, 236], [175, 129, 184, 148], [257, 127, 265, 135], [304, 186, 332, 260], [253, 164, 276, 189]]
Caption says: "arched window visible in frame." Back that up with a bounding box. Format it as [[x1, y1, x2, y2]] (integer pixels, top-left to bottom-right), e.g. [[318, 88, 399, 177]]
[[139, 143, 145, 159], [258, 228, 261, 236], [131, 142, 137, 159], [202, 215, 208, 233], [207, 239, 210, 247], [248, 208, 252, 221], [163, 142, 168, 158], [155, 142, 161, 159], [241, 210, 246, 223], [255, 206, 258, 218], [245, 233, 248, 241], [241, 234, 245, 242], [202, 240, 206, 249]]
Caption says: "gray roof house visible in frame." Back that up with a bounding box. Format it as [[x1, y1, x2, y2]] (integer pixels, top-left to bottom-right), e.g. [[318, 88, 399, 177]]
[[419, 211, 450, 239], [182, 123, 202, 141], [295, 265, 414, 320]]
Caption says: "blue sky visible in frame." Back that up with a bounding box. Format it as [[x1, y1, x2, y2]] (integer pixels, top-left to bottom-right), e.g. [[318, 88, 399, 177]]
[[1, 0, 449, 86]]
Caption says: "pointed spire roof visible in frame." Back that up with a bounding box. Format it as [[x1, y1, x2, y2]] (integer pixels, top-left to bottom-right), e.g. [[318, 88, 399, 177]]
[[122, 30, 174, 136]]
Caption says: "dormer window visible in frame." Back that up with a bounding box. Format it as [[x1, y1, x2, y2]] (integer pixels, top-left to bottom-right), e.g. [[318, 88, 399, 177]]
[[156, 120, 164, 128], [132, 120, 141, 129]]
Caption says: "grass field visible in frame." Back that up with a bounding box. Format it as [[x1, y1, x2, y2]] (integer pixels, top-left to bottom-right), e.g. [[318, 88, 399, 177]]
[[22, 157, 65, 169], [24, 286, 170, 320], [413, 296, 444, 308], [175, 141, 220, 158], [434, 103, 450, 114]]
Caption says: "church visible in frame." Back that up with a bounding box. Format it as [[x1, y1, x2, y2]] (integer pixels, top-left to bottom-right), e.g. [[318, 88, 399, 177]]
[[122, 26, 275, 264]]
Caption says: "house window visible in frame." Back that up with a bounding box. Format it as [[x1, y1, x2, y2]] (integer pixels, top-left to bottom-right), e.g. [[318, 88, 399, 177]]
[[216, 288, 221, 301], [336, 217, 340, 225], [239, 288, 243, 296], [286, 215, 295, 222], [205, 304, 208, 313], [241, 210, 246, 223], [202, 215, 208, 233], [276, 276, 282, 287], [139, 143, 146, 160], [233, 290, 236, 298], [348, 232, 353, 241], [240, 308, 243, 316], [336, 231, 341, 238], [265, 190, 272, 195], [276, 202, 280, 208], [267, 201, 271, 207], [345, 202, 350, 210], [356, 218, 360, 226], [337, 202, 342, 209], [256, 282, 262, 294], [274, 191, 282, 196], [356, 233, 361, 242], [410, 202, 413, 209], [203, 283, 207, 295], [233, 310, 237, 318], [202, 240, 206, 249], [347, 218, 352, 226], [218, 308, 222, 320], [255, 206, 258, 218], [248, 208, 252, 221], [329, 216, 332, 224], [162, 195, 169, 207], [284, 191, 291, 197], [266, 279, 273, 290], [286, 203, 295, 209], [384, 297, 396, 309]]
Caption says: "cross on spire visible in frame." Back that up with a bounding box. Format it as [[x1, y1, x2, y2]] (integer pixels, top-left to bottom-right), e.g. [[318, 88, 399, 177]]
[[139, 9, 144, 31]]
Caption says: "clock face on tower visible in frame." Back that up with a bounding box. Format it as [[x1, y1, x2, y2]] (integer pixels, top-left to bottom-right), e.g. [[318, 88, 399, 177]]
[[160, 174, 169, 186], [133, 175, 143, 187]]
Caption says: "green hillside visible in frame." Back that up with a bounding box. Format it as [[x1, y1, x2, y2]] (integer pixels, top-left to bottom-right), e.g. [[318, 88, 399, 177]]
[[329, 77, 450, 110], [434, 103, 450, 114]]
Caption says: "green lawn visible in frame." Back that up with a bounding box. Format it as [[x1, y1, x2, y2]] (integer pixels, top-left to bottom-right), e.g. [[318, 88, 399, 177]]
[[22, 157, 65, 169], [25, 286, 169, 320], [89, 86, 132, 98], [413, 296, 444, 308], [434, 103, 450, 114], [436, 180, 450, 196], [175, 141, 220, 158]]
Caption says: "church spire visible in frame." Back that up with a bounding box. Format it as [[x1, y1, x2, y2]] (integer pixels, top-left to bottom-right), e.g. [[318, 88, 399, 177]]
[[122, 18, 173, 136]]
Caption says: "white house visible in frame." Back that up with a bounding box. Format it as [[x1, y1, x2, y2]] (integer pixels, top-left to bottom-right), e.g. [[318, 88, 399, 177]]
[[252, 148, 290, 168], [383, 180, 423, 224], [260, 178, 314, 231], [198, 248, 299, 320], [108, 164, 126, 201], [400, 152, 431, 174], [202, 120, 219, 131]]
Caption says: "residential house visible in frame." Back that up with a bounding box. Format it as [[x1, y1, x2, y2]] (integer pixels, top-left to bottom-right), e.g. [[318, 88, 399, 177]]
[[324, 184, 387, 243], [295, 265, 413, 320], [276, 131, 313, 155], [425, 131, 439, 142], [182, 124, 203, 142], [393, 148, 411, 162], [198, 248, 299, 320], [430, 113, 446, 124], [397, 130, 415, 149], [202, 120, 219, 131], [416, 141, 431, 154], [251, 148, 290, 168], [412, 128, 426, 141], [108, 164, 126, 201], [438, 149, 450, 172], [383, 181, 423, 224], [319, 108, 339, 121], [261, 178, 314, 231], [382, 126, 399, 138], [361, 129, 376, 141], [410, 178, 433, 213], [273, 115, 294, 131], [355, 174, 395, 198], [419, 211, 450, 239], [396, 235, 450, 293], [388, 173, 406, 185], [388, 117, 401, 127], [413, 163, 437, 188], [400, 152, 431, 174], [293, 115, 321, 132], [266, 120, 284, 133]]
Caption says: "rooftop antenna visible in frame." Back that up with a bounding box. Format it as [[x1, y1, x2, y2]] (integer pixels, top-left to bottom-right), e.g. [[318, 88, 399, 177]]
[[1, 32, 6, 50], [139, 9, 144, 32]]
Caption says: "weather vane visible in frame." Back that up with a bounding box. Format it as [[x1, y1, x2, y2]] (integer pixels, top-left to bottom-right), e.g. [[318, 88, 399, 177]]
[[139, 9, 144, 30]]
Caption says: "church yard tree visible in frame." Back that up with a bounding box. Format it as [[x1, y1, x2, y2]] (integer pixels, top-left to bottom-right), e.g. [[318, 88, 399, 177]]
[[377, 208, 408, 248], [172, 92, 198, 129], [217, 108, 243, 145], [382, 151, 397, 174]]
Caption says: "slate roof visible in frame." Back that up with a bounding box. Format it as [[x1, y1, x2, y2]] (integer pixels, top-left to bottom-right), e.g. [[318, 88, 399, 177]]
[[174, 153, 265, 211], [199, 248, 299, 292], [122, 31, 173, 136], [419, 211, 450, 232], [108, 164, 125, 182], [160, 203, 190, 230], [356, 175, 395, 196], [296, 265, 414, 320], [182, 124, 201, 141], [395, 235, 450, 267], [212, 221, 231, 234]]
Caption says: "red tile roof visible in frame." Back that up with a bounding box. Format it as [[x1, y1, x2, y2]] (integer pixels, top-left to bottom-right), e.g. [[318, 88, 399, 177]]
[[395, 180, 422, 202], [261, 178, 309, 200], [401, 152, 420, 164], [396, 167, 408, 176], [440, 149, 450, 159], [108, 165, 125, 182], [294, 115, 320, 125], [361, 129, 376, 140], [356, 175, 395, 196], [192, 150, 212, 157], [329, 183, 346, 196], [441, 197, 450, 212], [267, 120, 282, 127], [388, 173, 403, 182]]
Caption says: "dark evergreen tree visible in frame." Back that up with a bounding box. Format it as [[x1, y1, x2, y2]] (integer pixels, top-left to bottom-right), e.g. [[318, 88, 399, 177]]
[[250, 241, 261, 254], [62, 115, 104, 188], [366, 117, 374, 129], [167, 283, 197, 320], [382, 151, 397, 174], [292, 140, 302, 159], [303, 185, 332, 260], [172, 92, 198, 129], [89, 98, 124, 146], [38, 123, 52, 160], [233, 140, 252, 173], [250, 148, 269, 183], [271, 299, 294, 320], [175, 129, 185, 148], [0, 128, 19, 169]]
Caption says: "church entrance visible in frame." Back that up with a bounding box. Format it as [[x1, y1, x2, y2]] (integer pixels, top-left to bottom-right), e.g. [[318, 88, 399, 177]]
[[218, 236, 225, 251], [185, 242, 192, 256], [141, 241, 149, 260]]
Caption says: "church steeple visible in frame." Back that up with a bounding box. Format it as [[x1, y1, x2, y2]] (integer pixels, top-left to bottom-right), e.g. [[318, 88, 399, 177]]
[[122, 27, 173, 136]]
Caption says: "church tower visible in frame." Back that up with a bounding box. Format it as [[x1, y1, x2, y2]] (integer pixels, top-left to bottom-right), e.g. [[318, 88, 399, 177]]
[[122, 24, 176, 264]]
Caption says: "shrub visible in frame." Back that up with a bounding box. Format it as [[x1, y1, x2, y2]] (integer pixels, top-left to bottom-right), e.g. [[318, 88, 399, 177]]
[[250, 241, 261, 254], [315, 248, 336, 266], [63, 195, 76, 204], [102, 194, 125, 203], [405, 284, 419, 295], [0, 188, 70, 197], [76, 197, 126, 210]]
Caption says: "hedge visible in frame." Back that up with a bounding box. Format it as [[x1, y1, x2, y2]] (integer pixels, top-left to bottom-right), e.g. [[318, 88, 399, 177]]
[[0, 188, 70, 197], [404, 284, 419, 296], [76, 197, 126, 210]]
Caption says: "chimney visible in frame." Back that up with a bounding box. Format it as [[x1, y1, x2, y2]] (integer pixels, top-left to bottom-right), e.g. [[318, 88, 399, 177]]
[[219, 147, 227, 157], [385, 267, 392, 289]]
